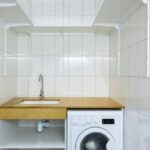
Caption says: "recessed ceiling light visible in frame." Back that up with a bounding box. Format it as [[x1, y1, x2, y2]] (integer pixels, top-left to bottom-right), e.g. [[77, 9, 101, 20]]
[[0, 2, 17, 7]]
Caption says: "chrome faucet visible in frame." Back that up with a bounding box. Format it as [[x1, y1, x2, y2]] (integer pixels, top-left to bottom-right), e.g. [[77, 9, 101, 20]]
[[39, 74, 44, 99]]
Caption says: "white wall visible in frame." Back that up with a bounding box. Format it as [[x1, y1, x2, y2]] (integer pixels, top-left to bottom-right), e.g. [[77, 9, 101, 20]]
[[17, 31, 109, 97], [0, 26, 17, 104], [29, 0, 97, 26], [109, 3, 150, 150]]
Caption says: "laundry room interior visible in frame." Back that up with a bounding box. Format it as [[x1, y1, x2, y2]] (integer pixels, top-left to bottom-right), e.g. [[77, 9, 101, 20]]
[[0, 0, 149, 150]]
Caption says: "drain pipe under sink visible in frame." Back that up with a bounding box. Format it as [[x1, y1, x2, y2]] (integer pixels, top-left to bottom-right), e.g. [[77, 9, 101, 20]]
[[37, 120, 50, 133]]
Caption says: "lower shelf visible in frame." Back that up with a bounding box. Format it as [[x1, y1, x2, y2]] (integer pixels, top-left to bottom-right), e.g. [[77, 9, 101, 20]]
[[0, 126, 65, 149]]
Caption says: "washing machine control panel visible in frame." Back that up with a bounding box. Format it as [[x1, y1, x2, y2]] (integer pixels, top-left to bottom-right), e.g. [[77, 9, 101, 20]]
[[70, 112, 118, 126], [71, 115, 116, 125]]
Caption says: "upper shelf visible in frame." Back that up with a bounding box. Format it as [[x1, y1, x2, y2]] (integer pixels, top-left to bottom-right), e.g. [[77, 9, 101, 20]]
[[0, 0, 32, 27], [1, 0, 146, 31], [13, 26, 114, 33], [94, 0, 146, 26]]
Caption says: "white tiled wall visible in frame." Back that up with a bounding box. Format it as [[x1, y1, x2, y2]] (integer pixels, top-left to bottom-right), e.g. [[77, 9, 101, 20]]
[[17, 32, 109, 97], [29, 0, 98, 26], [0, 26, 17, 104], [109, 3, 150, 150]]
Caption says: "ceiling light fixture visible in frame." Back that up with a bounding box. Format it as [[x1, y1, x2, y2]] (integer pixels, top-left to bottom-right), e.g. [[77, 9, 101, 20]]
[[0, 2, 17, 7]]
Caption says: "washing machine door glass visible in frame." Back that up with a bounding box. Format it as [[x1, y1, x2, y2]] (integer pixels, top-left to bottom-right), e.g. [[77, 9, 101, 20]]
[[76, 127, 115, 150], [80, 132, 108, 150]]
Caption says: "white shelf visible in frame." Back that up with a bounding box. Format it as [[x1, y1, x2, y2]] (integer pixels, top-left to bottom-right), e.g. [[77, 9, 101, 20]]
[[0, 127, 65, 149], [13, 26, 113, 33], [94, 0, 143, 25], [0, 0, 32, 27]]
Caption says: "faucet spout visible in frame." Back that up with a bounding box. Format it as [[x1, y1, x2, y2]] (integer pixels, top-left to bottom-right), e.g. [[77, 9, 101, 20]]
[[39, 74, 44, 99]]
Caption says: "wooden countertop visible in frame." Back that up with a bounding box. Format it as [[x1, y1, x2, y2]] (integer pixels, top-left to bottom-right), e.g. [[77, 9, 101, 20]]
[[0, 97, 124, 109], [0, 97, 124, 120]]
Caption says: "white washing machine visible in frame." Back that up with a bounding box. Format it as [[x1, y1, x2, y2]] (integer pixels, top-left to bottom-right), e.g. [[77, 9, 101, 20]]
[[67, 110, 123, 150]]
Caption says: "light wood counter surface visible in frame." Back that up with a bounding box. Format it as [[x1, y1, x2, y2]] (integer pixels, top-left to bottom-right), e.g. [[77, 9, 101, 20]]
[[0, 97, 124, 120]]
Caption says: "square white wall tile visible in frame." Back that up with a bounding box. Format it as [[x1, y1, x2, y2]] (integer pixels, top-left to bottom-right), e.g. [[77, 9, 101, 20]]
[[17, 33, 29, 56], [55, 17, 63, 26], [0, 77, 14, 101], [96, 33, 109, 56], [17, 56, 29, 76], [127, 78, 140, 110], [3, 77, 17, 100], [96, 77, 109, 97], [44, 76, 56, 97], [83, 35, 95, 56], [83, 77, 95, 97], [120, 4, 147, 50], [43, 35, 55, 55], [32, 16, 43, 26], [128, 41, 147, 77], [42, 56, 55, 76], [120, 23, 129, 50], [6, 54, 17, 76], [69, 77, 82, 96], [31, 35, 42, 55], [119, 50, 129, 76], [83, 0, 95, 16], [28, 76, 41, 97], [109, 54, 118, 76], [56, 77, 68, 96], [17, 77, 29, 97], [30, 56, 42, 76], [55, 35, 63, 56], [31, 0, 42, 16], [120, 40, 147, 77], [69, 0, 82, 16], [109, 29, 118, 56], [83, 57, 95, 76], [82, 16, 95, 26], [43, 0, 56, 16], [64, 35, 69, 56], [63, 16, 82, 26], [69, 57, 82, 76], [96, 56, 109, 76], [7, 29, 17, 54], [55, 56, 68, 76], [69, 35, 82, 56], [55, 0, 63, 16], [42, 16, 56, 26]]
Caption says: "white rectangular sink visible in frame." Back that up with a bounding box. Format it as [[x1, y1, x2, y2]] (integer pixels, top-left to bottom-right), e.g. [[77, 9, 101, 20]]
[[19, 100, 60, 105]]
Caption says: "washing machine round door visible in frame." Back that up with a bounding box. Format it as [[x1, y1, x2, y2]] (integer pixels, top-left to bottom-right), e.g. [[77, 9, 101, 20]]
[[75, 127, 115, 150]]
